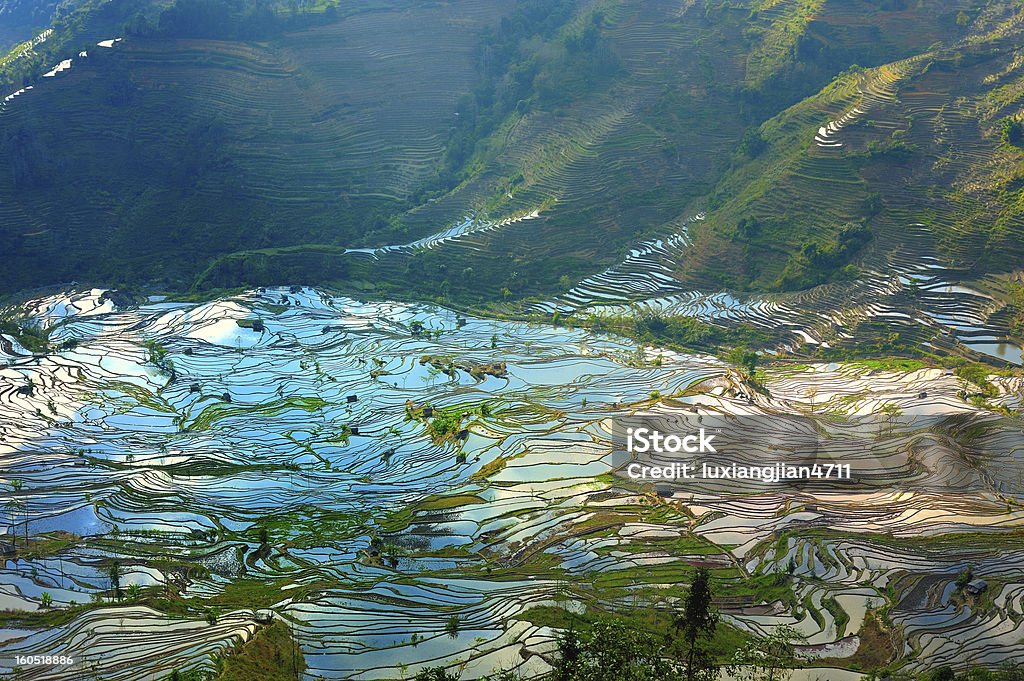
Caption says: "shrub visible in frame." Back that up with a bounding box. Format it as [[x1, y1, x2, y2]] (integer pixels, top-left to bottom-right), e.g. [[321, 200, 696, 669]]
[[1001, 118, 1024, 147]]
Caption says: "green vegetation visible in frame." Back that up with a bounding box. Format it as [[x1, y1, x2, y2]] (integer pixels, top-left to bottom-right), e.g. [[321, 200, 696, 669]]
[[419, 571, 798, 681], [821, 596, 850, 638], [208, 620, 305, 681], [956, 364, 997, 397], [674, 567, 719, 681], [143, 339, 174, 377], [774, 222, 871, 291], [518, 569, 750, 672], [729, 626, 805, 681], [955, 565, 974, 591], [426, 409, 463, 445], [577, 311, 780, 356], [850, 610, 897, 671], [1007, 284, 1024, 341], [420, 0, 582, 197], [551, 619, 682, 680], [185, 396, 326, 432], [849, 358, 928, 373], [0, 318, 50, 352], [0, 0, 144, 91], [999, 118, 1024, 148], [2, 0, 1010, 313]]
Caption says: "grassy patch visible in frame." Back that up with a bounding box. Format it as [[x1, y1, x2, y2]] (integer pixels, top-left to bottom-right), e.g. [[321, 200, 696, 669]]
[[846, 610, 897, 669], [187, 397, 326, 432], [568, 311, 782, 355], [18, 532, 79, 560], [517, 602, 750, 663], [822, 595, 851, 638], [211, 620, 305, 681], [206, 579, 289, 611], [417, 494, 485, 512], [848, 358, 928, 373]]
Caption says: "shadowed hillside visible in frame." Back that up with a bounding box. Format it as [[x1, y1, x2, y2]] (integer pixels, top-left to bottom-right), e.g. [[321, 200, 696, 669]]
[[0, 0, 509, 291], [0, 0, 1018, 312]]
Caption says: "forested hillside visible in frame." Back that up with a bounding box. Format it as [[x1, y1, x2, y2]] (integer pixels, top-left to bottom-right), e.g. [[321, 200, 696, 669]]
[[0, 0, 1020, 315]]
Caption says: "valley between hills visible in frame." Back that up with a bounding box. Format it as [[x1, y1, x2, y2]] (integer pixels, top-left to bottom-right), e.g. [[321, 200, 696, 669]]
[[1, 1, 1024, 680]]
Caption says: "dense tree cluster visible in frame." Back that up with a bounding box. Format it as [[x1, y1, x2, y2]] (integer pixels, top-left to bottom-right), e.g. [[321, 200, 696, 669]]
[[776, 222, 872, 291], [417, 1, 621, 200]]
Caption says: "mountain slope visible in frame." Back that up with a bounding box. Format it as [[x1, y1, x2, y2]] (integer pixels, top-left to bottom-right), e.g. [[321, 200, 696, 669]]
[[678, 1, 1024, 292], [0, 0, 1015, 313]]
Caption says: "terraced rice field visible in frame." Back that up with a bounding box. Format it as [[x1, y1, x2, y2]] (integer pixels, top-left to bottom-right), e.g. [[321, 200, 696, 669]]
[[530, 212, 1022, 365], [1, 288, 1023, 678], [521, 12, 1024, 367]]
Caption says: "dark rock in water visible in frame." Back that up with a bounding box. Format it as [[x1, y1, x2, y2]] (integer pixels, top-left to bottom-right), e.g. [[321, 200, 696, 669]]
[[289, 286, 302, 294], [457, 429, 469, 440], [465, 361, 507, 380], [99, 289, 136, 310], [251, 319, 265, 333], [456, 317, 467, 327], [190, 383, 201, 393], [419, 355, 507, 380], [15, 384, 32, 396], [346, 394, 358, 403], [221, 392, 232, 403], [350, 426, 360, 436], [257, 287, 267, 294], [919, 391, 927, 399], [184, 348, 194, 356]]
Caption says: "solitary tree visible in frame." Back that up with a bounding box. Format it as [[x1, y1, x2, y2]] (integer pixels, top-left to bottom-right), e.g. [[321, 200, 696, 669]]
[[675, 567, 720, 681], [7, 480, 26, 545], [126, 583, 142, 601], [445, 615, 460, 639], [108, 561, 122, 600], [4, 499, 20, 547], [880, 402, 903, 436]]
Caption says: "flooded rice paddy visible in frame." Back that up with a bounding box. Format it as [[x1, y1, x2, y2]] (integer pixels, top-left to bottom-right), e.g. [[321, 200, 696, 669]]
[[0, 288, 1023, 679]]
